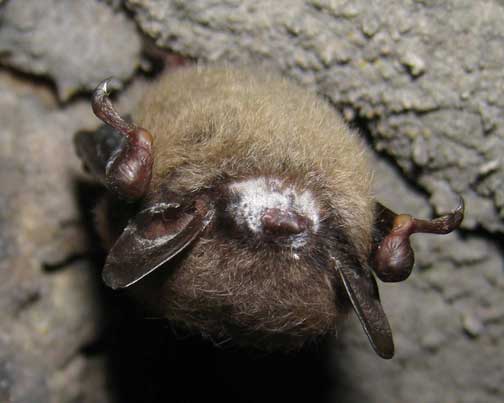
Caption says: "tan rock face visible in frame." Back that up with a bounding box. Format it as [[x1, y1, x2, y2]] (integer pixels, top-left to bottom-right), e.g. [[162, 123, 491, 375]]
[[0, 72, 105, 403], [0, 0, 141, 100]]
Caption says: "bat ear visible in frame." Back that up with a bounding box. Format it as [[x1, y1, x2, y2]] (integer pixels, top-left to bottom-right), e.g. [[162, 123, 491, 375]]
[[102, 198, 214, 290], [333, 258, 394, 359]]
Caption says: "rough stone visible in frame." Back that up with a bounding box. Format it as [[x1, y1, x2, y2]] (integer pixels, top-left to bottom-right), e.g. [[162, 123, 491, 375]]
[[0, 0, 142, 101], [0, 72, 107, 403]]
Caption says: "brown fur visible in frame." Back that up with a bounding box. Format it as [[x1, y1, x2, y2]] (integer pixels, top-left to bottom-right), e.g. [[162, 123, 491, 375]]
[[136, 67, 373, 254], [120, 66, 375, 350]]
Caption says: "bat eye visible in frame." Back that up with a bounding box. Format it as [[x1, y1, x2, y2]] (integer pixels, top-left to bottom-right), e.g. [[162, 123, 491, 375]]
[[261, 208, 309, 235]]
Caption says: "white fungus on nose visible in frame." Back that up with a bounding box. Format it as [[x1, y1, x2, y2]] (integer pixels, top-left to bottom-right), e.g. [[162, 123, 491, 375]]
[[227, 177, 320, 248]]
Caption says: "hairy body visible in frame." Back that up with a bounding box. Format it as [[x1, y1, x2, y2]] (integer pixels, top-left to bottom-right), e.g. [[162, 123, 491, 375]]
[[109, 67, 372, 349], [77, 66, 463, 356]]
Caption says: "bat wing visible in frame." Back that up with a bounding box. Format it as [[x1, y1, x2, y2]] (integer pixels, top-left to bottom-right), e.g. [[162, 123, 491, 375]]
[[336, 260, 394, 359], [74, 124, 124, 183], [103, 201, 214, 290]]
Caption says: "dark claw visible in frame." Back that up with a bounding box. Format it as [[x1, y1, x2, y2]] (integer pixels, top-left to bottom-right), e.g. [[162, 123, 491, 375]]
[[92, 78, 135, 135], [413, 196, 464, 234], [91, 78, 154, 201]]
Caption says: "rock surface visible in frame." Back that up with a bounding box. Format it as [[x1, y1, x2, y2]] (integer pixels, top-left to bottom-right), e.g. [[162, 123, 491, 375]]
[[0, 71, 107, 402], [0, 0, 141, 100], [0, 1, 503, 402]]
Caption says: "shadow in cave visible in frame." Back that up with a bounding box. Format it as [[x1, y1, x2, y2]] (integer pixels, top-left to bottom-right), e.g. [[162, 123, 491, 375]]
[[74, 180, 335, 403], [105, 319, 334, 403]]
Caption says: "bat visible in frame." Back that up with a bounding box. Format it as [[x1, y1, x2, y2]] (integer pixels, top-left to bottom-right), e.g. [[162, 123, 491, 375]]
[[75, 67, 464, 359]]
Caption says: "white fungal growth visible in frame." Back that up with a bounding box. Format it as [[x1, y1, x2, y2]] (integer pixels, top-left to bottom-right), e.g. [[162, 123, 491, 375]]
[[227, 177, 320, 249]]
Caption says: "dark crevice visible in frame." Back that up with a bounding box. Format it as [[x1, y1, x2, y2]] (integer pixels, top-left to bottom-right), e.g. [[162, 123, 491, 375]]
[[0, 65, 59, 102], [12, 288, 42, 317], [1, 36, 189, 111], [457, 225, 504, 256], [139, 35, 195, 78], [42, 253, 87, 273]]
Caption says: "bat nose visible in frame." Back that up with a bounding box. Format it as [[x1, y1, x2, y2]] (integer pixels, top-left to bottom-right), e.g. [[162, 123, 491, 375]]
[[261, 208, 309, 235]]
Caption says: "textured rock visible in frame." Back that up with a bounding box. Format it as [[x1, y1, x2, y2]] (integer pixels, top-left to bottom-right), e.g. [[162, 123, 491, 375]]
[[127, 0, 504, 233], [0, 72, 106, 403], [0, 0, 141, 100]]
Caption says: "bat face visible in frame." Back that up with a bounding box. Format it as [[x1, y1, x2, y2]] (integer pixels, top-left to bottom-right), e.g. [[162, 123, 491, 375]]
[[98, 173, 354, 351], [75, 67, 464, 358]]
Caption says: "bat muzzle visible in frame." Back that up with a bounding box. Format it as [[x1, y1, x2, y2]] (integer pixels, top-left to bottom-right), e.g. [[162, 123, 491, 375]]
[[224, 176, 320, 249], [261, 207, 309, 235]]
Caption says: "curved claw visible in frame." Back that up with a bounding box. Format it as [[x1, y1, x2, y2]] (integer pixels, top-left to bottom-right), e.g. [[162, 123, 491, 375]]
[[91, 78, 154, 201], [92, 78, 134, 135], [373, 196, 465, 282], [413, 196, 464, 234]]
